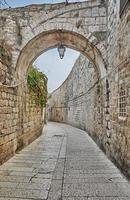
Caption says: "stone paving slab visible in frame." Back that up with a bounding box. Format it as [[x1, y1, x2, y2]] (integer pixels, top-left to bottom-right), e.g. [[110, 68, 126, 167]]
[[63, 198, 130, 200], [0, 188, 48, 199], [47, 179, 62, 200], [0, 175, 30, 183], [63, 183, 130, 197], [0, 122, 130, 200]]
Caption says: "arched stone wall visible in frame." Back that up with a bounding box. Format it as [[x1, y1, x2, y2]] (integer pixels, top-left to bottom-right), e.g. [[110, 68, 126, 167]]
[[0, 0, 130, 179], [0, 0, 107, 83], [16, 30, 106, 81], [0, 0, 107, 164]]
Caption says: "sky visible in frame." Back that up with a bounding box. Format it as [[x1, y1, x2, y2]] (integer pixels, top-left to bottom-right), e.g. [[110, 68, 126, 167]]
[[4, 0, 85, 8], [1, 0, 83, 92], [34, 48, 79, 93]]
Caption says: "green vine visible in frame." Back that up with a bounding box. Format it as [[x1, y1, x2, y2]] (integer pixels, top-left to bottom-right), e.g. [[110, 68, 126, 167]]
[[27, 65, 48, 108]]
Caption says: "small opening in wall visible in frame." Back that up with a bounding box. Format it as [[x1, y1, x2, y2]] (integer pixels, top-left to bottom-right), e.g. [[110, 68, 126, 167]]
[[97, 85, 100, 94], [106, 79, 110, 102]]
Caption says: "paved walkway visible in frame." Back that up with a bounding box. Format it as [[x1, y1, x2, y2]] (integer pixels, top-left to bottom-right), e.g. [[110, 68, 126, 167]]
[[0, 122, 130, 200]]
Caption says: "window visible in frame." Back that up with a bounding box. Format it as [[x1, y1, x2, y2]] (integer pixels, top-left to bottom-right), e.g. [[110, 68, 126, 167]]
[[120, 0, 129, 16], [119, 84, 127, 117]]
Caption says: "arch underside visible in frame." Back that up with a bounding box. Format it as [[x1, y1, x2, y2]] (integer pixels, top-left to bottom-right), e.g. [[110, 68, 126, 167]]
[[16, 30, 106, 80]]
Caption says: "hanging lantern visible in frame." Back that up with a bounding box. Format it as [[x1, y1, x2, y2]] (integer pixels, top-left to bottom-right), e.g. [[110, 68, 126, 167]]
[[57, 44, 66, 59]]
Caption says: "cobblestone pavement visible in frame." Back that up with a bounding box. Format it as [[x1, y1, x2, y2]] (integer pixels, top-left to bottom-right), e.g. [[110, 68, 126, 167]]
[[0, 122, 130, 200]]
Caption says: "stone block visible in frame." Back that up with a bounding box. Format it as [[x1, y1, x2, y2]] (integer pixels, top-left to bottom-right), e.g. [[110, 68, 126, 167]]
[[79, 8, 92, 17], [92, 7, 99, 17], [99, 7, 106, 16], [96, 17, 106, 25]]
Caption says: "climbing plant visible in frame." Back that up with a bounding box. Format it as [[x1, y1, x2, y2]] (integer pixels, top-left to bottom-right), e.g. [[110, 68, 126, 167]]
[[27, 65, 48, 108]]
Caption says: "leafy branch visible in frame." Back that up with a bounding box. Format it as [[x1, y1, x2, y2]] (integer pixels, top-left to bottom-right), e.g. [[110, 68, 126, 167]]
[[27, 65, 48, 108]]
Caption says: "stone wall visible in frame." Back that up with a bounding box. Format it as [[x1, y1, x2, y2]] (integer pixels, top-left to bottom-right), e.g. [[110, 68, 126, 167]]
[[48, 55, 97, 125], [106, 0, 130, 176], [47, 0, 130, 178], [47, 54, 105, 144], [0, 60, 44, 164], [0, 0, 130, 177], [0, 0, 108, 163], [0, 1, 107, 81], [48, 45, 130, 178]]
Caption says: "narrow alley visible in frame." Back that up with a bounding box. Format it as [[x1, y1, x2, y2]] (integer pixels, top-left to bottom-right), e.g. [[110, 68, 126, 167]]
[[0, 122, 130, 200]]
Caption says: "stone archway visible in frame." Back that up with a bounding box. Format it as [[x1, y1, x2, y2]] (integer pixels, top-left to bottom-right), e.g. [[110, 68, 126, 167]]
[[16, 30, 106, 82], [0, 1, 107, 83], [0, 0, 130, 180], [0, 0, 107, 164]]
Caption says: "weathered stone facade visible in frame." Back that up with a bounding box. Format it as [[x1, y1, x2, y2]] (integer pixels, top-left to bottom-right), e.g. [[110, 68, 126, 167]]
[[47, 55, 98, 126], [0, 0, 107, 82], [0, 0, 107, 164], [0, 60, 44, 164], [47, 55, 104, 144], [48, 49, 130, 178], [0, 0, 130, 178], [47, 0, 130, 178], [106, 0, 130, 176]]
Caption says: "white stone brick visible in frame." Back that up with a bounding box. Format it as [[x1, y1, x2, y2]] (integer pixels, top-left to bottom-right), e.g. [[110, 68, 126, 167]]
[[99, 7, 106, 16], [92, 7, 99, 17]]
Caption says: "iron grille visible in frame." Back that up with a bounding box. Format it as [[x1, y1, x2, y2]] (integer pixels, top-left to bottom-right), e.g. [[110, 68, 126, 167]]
[[119, 84, 127, 117]]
